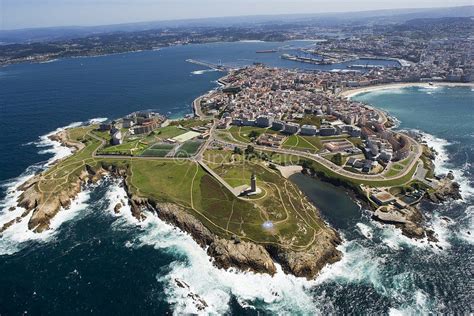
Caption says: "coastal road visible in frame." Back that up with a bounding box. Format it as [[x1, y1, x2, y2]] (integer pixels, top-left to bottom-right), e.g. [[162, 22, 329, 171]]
[[214, 131, 423, 183], [87, 115, 422, 185]]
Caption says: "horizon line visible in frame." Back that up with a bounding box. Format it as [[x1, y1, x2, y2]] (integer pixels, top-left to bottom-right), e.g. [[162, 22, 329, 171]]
[[1, 4, 473, 32]]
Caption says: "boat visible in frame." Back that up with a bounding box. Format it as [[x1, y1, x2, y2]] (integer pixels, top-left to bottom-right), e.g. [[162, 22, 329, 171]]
[[256, 49, 277, 53]]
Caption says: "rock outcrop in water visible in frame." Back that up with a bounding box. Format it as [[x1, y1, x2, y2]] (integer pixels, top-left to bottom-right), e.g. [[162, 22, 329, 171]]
[[12, 164, 106, 233], [49, 131, 85, 152], [427, 173, 462, 203], [266, 229, 342, 279]]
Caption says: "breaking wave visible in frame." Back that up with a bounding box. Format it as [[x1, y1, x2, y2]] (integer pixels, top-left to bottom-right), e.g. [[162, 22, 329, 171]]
[[421, 131, 474, 199], [0, 186, 92, 256], [125, 213, 318, 314], [455, 205, 474, 245], [191, 69, 218, 75], [0, 118, 108, 255], [96, 179, 322, 314]]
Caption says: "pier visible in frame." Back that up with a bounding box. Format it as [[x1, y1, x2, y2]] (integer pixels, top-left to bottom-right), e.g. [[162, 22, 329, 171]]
[[186, 59, 233, 71]]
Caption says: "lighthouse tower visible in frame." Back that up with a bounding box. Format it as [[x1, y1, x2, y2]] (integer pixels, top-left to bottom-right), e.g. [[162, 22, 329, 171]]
[[250, 172, 257, 193]]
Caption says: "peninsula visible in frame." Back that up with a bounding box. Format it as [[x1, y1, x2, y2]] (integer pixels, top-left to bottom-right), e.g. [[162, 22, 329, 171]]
[[1, 64, 467, 279]]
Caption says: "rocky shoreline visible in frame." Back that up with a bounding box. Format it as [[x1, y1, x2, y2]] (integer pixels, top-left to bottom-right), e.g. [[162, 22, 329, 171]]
[[2, 130, 342, 280], [301, 144, 462, 242], [4, 120, 461, 278], [123, 170, 342, 279]]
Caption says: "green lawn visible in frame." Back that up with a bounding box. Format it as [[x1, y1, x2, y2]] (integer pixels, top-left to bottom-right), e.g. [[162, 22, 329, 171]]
[[228, 126, 277, 143], [171, 119, 211, 128], [126, 156, 324, 248], [174, 140, 203, 157], [282, 135, 319, 153], [307, 158, 420, 188], [294, 115, 322, 128], [99, 139, 148, 156], [141, 143, 175, 157], [153, 125, 188, 139]]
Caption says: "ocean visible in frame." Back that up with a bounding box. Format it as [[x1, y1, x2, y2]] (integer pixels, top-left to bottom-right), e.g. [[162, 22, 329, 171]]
[[0, 41, 472, 314]]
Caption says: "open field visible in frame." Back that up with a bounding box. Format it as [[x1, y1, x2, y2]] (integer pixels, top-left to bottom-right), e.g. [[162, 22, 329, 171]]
[[37, 131, 104, 196], [37, 126, 327, 250], [228, 126, 279, 143], [294, 115, 322, 128], [141, 143, 175, 157], [153, 125, 188, 139], [201, 151, 325, 248], [385, 163, 405, 177], [282, 135, 319, 153], [174, 140, 203, 157], [170, 118, 211, 129], [98, 139, 148, 155], [127, 152, 324, 249]]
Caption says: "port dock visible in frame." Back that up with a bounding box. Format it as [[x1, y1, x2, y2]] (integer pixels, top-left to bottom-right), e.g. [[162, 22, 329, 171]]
[[186, 59, 233, 71]]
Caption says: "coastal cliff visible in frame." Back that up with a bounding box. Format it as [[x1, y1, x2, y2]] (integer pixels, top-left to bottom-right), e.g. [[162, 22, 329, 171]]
[[3, 130, 342, 280], [127, 183, 342, 279]]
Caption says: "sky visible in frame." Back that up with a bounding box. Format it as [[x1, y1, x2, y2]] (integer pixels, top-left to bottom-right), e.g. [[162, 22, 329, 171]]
[[1, 0, 472, 30]]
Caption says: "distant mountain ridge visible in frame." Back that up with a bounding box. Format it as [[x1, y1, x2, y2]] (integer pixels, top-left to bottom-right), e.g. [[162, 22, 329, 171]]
[[1, 5, 473, 44]]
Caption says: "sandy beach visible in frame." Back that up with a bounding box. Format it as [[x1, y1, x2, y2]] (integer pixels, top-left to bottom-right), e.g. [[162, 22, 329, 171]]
[[340, 82, 474, 99], [276, 165, 303, 178]]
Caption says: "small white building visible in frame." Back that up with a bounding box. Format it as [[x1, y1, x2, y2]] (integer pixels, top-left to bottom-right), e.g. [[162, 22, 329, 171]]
[[111, 131, 122, 145]]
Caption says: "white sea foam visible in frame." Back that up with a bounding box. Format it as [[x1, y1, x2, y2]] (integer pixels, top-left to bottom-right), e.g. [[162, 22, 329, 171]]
[[102, 178, 139, 227], [191, 69, 218, 75], [99, 181, 321, 314], [371, 209, 452, 251], [238, 40, 265, 43], [0, 188, 92, 255], [421, 131, 474, 199], [388, 290, 432, 315], [316, 239, 385, 289], [356, 222, 373, 239], [456, 205, 474, 245], [39, 59, 59, 64], [88, 117, 108, 124], [417, 85, 439, 91], [123, 214, 319, 314], [0, 118, 108, 255], [317, 238, 439, 313]]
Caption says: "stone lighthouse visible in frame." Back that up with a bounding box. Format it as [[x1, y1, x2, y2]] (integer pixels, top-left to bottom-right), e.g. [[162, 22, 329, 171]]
[[250, 172, 257, 193]]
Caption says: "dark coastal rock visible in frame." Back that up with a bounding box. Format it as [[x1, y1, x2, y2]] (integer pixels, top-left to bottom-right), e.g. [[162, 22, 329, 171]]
[[208, 238, 277, 275], [401, 222, 425, 239], [142, 200, 278, 275], [266, 229, 342, 279], [147, 201, 214, 247], [114, 203, 122, 214], [13, 131, 110, 233], [48, 131, 85, 152], [424, 146, 437, 160], [425, 229, 439, 242], [10, 130, 342, 279], [428, 178, 462, 203], [0, 218, 17, 234]]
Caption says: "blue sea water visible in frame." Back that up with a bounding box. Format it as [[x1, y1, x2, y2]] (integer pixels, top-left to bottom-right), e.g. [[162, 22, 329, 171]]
[[0, 42, 473, 314]]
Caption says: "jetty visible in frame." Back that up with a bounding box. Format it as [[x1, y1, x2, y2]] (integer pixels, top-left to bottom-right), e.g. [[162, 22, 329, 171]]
[[186, 59, 233, 71]]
